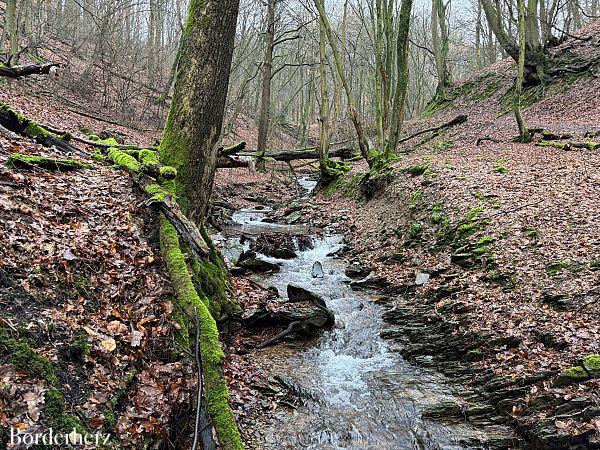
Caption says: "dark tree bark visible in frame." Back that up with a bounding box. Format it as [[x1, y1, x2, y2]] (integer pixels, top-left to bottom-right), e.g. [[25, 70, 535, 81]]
[[159, 0, 240, 223]]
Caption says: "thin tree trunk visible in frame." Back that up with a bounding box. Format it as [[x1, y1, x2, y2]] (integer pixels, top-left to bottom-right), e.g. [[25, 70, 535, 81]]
[[476, 0, 482, 69], [432, 0, 451, 99], [388, 0, 414, 153], [7, 0, 19, 66], [257, 0, 276, 169], [515, 0, 531, 143], [318, 12, 331, 176], [313, 0, 370, 164]]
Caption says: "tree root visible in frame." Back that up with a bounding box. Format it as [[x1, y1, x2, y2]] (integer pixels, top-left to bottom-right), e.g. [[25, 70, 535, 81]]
[[256, 321, 307, 348]]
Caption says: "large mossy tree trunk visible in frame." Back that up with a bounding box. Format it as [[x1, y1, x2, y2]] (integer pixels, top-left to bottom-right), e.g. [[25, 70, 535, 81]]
[[157, 1, 244, 448], [159, 0, 239, 223]]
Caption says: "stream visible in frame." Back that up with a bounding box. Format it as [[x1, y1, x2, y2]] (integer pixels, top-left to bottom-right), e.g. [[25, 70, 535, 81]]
[[218, 179, 501, 450]]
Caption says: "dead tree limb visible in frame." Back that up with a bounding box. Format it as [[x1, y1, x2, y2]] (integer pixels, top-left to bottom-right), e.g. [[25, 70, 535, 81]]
[[6, 153, 92, 171], [218, 147, 355, 168], [397, 114, 468, 145], [145, 193, 210, 261], [0, 105, 86, 155], [37, 122, 157, 151], [476, 136, 500, 146], [219, 142, 246, 156], [0, 63, 60, 79]]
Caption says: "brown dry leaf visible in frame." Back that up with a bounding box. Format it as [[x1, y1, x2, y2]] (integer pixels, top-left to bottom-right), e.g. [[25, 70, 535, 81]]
[[101, 337, 117, 352]]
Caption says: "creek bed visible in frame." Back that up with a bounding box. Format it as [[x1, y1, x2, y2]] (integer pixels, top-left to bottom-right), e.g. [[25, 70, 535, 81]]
[[219, 180, 504, 449]]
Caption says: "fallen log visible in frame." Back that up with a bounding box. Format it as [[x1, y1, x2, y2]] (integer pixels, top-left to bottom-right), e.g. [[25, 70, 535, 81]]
[[106, 147, 176, 180], [6, 153, 92, 171], [397, 114, 468, 145], [476, 136, 500, 146], [536, 140, 599, 150], [0, 104, 84, 154], [219, 142, 246, 156], [218, 146, 355, 168], [105, 146, 208, 261], [41, 122, 157, 151], [0, 63, 60, 79]]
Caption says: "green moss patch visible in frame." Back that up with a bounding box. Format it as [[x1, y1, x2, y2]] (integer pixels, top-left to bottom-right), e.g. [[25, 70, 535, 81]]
[[108, 147, 141, 173], [583, 354, 600, 376], [494, 159, 508, 174], [554, 365, 589, 387], [6, 153, 92, 171], [44, 388, 86, 434], [0, 329, 57, 384]]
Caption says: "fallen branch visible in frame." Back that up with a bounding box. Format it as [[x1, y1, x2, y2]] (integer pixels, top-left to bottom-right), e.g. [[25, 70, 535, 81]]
[[6, 153, 92, 171], [476, 136, 500, 146], [536, 140, 599, 150], [38, 121, 157, 151], [0, 104, 85, 155], [528, 128, 573, 140], [257, 321, 304, 348], [397, 114, 468, 145], [219, 142, 246, 156], [218, 146, 355, 168], [0, 63, 60, 79]]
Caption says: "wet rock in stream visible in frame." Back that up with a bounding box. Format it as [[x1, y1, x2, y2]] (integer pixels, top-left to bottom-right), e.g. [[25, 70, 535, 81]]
[[237, 250, 281, 273], [245, 285, 335, 348], [344, 262, 373, 279], [311, 261, 324, 278]]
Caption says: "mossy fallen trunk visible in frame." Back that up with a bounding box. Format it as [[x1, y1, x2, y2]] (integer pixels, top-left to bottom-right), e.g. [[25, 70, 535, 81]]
[[6, 153, 93, 171], [159, 217, 243, 450], [0, 103, 82, 154], [107, 147, 177, 180], [536, 140, 599, 150]]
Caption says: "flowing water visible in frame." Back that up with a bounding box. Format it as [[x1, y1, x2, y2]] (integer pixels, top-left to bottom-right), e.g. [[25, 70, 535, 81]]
[[221, 179, 498, 450]]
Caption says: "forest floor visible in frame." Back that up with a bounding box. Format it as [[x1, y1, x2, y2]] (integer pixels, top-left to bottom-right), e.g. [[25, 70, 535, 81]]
[[0, 18, 599, 450]]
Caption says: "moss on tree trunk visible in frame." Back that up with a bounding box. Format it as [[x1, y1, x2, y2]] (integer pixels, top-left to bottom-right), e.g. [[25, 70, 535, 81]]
[[159, 217, 243, 450], [159, 0, 240, 223]]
